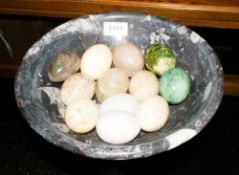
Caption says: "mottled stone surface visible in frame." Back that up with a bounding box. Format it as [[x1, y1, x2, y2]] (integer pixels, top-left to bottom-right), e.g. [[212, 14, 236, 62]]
[[14, 12, 223, 160]]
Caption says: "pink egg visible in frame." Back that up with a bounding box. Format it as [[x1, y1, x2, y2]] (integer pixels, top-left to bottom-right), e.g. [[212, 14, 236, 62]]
[[112, 43, 144, 77]]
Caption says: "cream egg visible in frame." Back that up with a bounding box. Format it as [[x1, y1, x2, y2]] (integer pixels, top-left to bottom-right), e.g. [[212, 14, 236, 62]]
[[99, 93, 138, 115], [96, 111, 140, 144], [136, 95, 169, 132], [96, 68, 129, 103], [112, 43, 144, 77], [60, 73, 95, 105], [65, 99, 99, 134], [129, 70, 159, 100], [81, 44, 112, 80]]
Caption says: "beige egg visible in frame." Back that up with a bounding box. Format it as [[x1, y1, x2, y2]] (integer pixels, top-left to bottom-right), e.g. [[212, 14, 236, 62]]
[[60, 73, 95, 105], [96, 68, 129, 103], [136, 95, 169, 132], [65, 99, 99, 134], [112, 43, 144, 77], [96, 111, 140, 144], [81, 44, 112, 80], [129, 70, 159, 100]]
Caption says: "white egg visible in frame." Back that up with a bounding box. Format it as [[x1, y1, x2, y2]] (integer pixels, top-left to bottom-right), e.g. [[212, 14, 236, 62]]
[[60, 73, 95, 105], [136, 95, 169, 132], [129, 70, 159, 100], [81, 44, 112, 80], [96, 111, 140, 144], [65, 99, 99, 134], [99, 93, 138, 115]]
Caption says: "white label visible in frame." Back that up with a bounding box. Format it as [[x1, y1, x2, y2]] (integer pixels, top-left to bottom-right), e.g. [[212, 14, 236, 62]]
[[103, 22, 128, 37]]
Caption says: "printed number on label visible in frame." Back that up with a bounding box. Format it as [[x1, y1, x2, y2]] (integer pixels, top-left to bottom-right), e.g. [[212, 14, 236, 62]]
[[103, 22, 128, 36]]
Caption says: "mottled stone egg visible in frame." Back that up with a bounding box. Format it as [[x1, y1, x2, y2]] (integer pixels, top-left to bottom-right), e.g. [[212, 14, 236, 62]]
[[65, 99, 99, 134], [144, 44, 176, 76], [48, 51, 81, 82], [60, 73, 95, 105]]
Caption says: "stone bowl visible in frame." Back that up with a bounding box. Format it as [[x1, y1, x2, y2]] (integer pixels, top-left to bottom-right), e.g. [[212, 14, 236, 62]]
[[14, 12, 223, 160]]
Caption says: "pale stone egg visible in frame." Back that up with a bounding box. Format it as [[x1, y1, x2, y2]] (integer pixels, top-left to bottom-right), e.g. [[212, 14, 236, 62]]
[[129, 70, 159, 100], [65, 99, 99, 134], [60, 73, 95, 106], [96, 68, 129, 103], [136, 95, 169, 132]]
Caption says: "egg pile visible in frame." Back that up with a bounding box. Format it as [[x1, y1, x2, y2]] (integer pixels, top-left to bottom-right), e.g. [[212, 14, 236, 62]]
[[48, 42, 191, 145]]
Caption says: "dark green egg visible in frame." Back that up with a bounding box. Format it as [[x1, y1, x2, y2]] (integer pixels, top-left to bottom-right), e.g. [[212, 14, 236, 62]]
[[145, 44, 176, 76], [159, 67, 191, 104]]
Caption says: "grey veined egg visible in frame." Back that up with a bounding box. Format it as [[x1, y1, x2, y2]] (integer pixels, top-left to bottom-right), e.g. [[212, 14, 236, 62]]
[[48, 51, 81, 82]]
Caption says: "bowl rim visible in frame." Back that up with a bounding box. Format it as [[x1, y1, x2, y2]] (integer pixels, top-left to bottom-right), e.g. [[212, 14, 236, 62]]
[[14, 11, 224, 160]]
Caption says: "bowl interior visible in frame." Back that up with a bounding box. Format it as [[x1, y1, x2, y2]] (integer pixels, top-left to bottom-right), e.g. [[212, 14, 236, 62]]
[[15, 12, 223, 159]]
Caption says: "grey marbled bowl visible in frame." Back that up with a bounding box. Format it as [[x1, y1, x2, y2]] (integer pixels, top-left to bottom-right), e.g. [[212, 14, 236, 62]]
[[14, 12, 223, 160]]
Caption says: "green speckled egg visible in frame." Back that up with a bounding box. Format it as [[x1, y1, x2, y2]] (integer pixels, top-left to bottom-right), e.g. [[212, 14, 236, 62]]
[[159, 67, 191, 104], [145, 44, 176, 76]]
